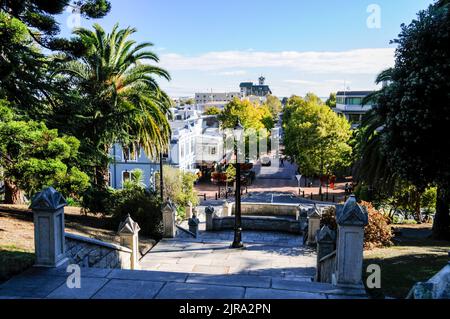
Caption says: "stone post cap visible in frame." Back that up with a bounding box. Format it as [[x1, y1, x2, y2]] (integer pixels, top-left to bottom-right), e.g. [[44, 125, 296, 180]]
[[223, 201, 230, 207], [118, 214, 141, 235], [205, 206, 215, 215], [337, 195, 368, 226], [162, 200, 176, 213], [188, 217, 200, 226], [308, 204, 321, 219], [187, 201, 193, 208], [30, 187, 67, 211], [317, 226, 336, 243]]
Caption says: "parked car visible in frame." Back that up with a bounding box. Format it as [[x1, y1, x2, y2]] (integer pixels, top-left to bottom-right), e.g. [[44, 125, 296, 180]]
[[261, 156, 272, 167]]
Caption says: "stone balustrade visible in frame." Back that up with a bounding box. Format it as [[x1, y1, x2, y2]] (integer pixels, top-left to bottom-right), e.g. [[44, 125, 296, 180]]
[[315, 195, 368, 289], [31, 187, 142, 270]]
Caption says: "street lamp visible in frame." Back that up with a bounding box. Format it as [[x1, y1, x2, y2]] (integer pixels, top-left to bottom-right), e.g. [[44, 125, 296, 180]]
[[231, 120, 244, 249]]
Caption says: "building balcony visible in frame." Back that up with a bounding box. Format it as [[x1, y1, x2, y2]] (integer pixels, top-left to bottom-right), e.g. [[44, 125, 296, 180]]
[[335, 103, 373, 113]]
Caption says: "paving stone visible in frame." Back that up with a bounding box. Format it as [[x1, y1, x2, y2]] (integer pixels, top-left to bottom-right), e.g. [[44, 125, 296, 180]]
[[107, 269, 188, 282], [92, 279, 164, 299], [244, 288, 326, 299], [187, 274, 272, 288], [46, 278, 109, 299], [156, 282, 245, 299], [0, 275, 66, 298], [271, 278, 336, 293], [157, 263, 195, 273], [191, 265, 230, 274]]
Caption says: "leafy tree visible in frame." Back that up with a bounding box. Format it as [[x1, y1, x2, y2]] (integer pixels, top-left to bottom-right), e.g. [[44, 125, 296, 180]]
[[283, 94, 352, 192], [155, 166, 199, 210], [0, 0, 110, 52], [52, 24, 172, 191], [0, 100, 89, 203], [219, 98, 273, 131], [204, 106, 221, 116], [264, 95, 282, 117], [365, 1, 450, 239], [325, 93, 336, 108]]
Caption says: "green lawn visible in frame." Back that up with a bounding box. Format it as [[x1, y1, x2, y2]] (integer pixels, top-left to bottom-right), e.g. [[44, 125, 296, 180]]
[[0, 244, 35, 284], [363, 226, 450, 299]]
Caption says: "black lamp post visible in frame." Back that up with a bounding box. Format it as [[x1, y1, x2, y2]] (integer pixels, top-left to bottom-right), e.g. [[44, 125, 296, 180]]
[[231, 120, 244, 249]]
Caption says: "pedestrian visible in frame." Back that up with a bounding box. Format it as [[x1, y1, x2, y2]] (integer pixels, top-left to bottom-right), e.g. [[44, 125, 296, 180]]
[[280, 157, 285, 167], [344, 183, 349, 195]]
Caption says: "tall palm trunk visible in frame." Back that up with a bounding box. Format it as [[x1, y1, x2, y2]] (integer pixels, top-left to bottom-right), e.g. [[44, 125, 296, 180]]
[[432, 185, 450, 240]]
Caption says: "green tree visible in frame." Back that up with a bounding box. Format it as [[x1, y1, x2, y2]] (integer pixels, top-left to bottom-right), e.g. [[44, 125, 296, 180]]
[[52, 24, 172, 191], [264, 95, 282, 117], [366, 1, 450, 239], [325, 93, 336, 108], [0, 0, 110, 51], [219, 98, 273, 131], [283, 94, 352, 193], [0, 100, 89, 203], [155, 166, 199, 210], [204, 106, 221, 116]]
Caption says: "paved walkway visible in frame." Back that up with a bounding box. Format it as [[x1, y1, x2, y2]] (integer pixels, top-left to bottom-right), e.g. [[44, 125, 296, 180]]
[[0, 229, 367, 299]]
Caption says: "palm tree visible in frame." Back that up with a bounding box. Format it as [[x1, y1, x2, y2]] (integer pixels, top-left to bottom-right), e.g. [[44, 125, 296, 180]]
[[54, 23, 171, 188], [353, 69, 398, 194]]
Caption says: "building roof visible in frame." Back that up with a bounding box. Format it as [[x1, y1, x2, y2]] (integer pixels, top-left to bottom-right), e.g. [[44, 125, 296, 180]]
[[239, 82, 253, 88], [336, 91, 374, 97]]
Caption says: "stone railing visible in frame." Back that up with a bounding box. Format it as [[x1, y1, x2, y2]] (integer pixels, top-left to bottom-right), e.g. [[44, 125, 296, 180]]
[[30, 187, 141, 270], [407, 254, 450, 299], [315, 195, 368, 288], [65, 233, 132, 269]]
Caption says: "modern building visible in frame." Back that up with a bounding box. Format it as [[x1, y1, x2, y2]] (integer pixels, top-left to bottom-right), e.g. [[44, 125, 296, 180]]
[[240, 76, 272, 97], [334, 91, 375, 128]]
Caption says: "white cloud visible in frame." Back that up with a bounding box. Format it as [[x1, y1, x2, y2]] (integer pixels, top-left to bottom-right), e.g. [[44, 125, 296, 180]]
[[217, 70, 248, 76], [160, 48, 395, 75]]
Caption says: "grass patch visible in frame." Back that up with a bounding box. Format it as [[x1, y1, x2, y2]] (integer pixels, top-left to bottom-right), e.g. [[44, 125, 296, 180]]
[[0, 244, 35, 284], [363, 240, 450, 299]]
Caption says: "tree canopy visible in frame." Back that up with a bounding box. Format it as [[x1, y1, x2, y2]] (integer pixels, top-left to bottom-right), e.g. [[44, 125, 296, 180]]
[[283, 94, 352, 177]]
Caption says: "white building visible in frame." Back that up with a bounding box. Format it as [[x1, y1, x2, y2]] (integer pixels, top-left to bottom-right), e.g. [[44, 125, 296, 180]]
[[195, 92, 242, 108], [334, 91, 375, 128]]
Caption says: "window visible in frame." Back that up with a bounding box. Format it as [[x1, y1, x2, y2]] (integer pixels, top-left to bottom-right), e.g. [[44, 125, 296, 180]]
[[122, 171, 140, 187], [123, 148, 139, 162], [348, 114, 362, 123], [210, 147, 217, 155]]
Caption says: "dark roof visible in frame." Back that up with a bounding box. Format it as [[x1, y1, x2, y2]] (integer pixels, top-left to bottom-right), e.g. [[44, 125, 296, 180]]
[[336, 91, 374, 97], [239, 82, 253, 88]]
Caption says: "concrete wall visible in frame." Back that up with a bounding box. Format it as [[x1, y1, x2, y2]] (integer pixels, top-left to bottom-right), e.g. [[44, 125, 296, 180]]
[[212, 216, 301, 234], [238, 202, 301, 217]]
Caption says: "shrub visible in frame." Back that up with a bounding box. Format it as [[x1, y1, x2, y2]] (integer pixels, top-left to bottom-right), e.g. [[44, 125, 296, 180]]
[[320, 206, 337, 231], [361, 201, 393, 249], [108, 186, 163, 239]]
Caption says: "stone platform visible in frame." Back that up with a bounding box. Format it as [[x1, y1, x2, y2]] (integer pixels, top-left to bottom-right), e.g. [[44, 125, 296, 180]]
[[0, 230, 367, 299]]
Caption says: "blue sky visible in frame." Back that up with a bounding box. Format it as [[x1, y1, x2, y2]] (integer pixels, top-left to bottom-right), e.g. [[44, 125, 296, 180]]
[[58, 0, 435, 97]]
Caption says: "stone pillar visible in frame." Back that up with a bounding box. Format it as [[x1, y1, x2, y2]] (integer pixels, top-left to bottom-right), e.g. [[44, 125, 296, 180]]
[[307, 204, 321, 245], [334, 195, 368, 287], [222, 201, 233, 217], [118, 214, 141, 270], [162, 200, 176, 238], [317, 226, 337, 260], [185, 201, 193, 220], [188, 212, 200, 238], [30, 187, 68, 268], [205, 206, 215, 231]]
